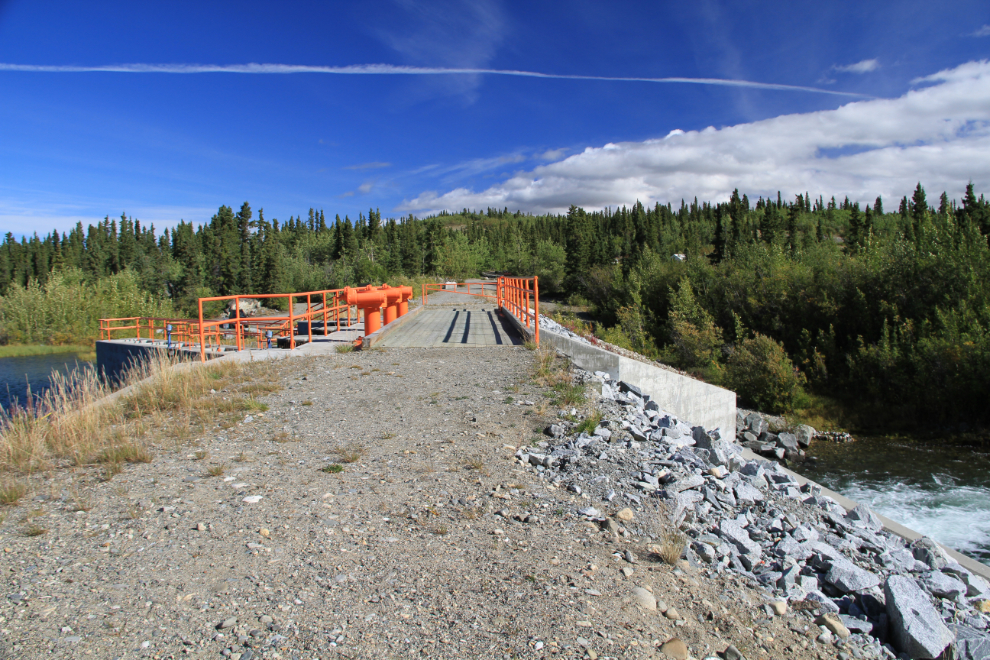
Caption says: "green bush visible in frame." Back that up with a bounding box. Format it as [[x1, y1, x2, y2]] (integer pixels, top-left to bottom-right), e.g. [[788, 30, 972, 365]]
[[666, 279, 722, 369], [724, 332, 805, 413], [0, 269, 174, 345]]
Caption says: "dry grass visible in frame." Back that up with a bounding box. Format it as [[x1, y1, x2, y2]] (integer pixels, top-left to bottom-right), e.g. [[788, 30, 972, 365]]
[[193, 449, 208, 461], [336, 344, 354, 354], [96, 441, 152, 465], [465, 455, 487, 473], [240, 382, 281, 396], [206, 463, 226, 477], [646, 498, 688, 565], [337, 444, 364, 463], [0, 350, 279, 481], [0, 478, 27, 505]]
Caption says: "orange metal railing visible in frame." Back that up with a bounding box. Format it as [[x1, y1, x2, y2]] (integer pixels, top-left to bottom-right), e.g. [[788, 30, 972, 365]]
[[196, 289, 354, 360], [420, 281, 498, 305], [99, 284, 422, 361], [497, 276, 539, 346], [99, 317, 211, 346]]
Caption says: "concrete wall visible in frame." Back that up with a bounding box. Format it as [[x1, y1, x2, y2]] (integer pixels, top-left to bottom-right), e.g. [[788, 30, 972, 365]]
[[503, 311, 736, 438], [96, 340, 217, 381]]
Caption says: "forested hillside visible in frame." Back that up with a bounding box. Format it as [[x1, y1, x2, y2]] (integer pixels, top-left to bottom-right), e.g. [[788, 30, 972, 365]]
[[2, 183, 989, 424]]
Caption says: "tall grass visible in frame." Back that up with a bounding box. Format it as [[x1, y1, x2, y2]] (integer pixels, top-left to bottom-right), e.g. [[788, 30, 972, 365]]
[[0, 268, 174, 345], [0, 349, 274, 477], [0, 363, 122, 472]]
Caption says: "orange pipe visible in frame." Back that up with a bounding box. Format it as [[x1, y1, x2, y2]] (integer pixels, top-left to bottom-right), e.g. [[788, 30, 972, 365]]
[[344, 286, 387, 337]]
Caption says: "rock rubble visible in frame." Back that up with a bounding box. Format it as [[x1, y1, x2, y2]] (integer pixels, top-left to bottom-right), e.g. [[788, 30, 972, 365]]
[[513, 368, 990, 660]]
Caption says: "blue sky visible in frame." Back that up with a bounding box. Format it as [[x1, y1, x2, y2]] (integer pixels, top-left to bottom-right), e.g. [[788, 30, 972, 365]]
[[1, 0, 989, 236]]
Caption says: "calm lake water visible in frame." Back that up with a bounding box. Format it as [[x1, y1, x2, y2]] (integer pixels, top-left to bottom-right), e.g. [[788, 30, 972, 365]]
[[0, 352, 93, 412], [805, 437, 990, 563]]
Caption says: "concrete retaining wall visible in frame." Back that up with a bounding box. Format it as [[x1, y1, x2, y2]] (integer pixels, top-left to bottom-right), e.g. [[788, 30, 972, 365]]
[[502, 311, 736, 438], [96, 340, 220, 381]]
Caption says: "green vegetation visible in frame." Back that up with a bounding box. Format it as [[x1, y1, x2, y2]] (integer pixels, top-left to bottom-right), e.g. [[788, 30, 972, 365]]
[[2, 184, 988, 425], [0, 344, 92, 358]]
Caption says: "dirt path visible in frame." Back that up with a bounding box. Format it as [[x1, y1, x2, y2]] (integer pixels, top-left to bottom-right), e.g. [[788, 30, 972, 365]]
[[0, 347, 826, 660]]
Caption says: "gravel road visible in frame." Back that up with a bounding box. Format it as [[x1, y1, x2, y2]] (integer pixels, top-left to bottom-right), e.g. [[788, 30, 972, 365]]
[[1, 346, 826, 660]]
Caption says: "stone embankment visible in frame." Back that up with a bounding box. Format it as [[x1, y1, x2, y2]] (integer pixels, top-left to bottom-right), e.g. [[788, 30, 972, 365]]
[[516, 365, 990, 660]]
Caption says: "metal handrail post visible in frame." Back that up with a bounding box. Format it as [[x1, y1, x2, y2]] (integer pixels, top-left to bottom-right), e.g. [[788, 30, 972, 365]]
[[322, 292, 328, 335], [234, 296, 242, 351], [288, 294, 295, 349], [534, 276, 540, 346], [308, 294, 313, 344], [198, 300, 206, 362]]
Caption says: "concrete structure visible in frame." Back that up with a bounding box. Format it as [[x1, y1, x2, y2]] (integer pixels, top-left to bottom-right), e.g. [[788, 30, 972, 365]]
[[504, 312, 737, 439], [95, 339, 225, 381]]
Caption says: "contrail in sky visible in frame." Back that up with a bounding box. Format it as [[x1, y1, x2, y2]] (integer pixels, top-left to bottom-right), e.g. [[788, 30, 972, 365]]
[[0, 62, 868, 97]]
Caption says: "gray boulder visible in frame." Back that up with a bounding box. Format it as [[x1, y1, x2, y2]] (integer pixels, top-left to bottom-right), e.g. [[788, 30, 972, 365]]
[[911, 536, 950, 570], [692, 425, 713, 449], [950, 624, 990, 660], [734, 482, 764, 504], [885, 575, 955, 659], [825, 558, 881, 593], [846, 503, 884, 533], [794, 424, 816, 448], [919, 570, 967, 600], [776, 433, 799, 452], [717, 519, 762, 558]]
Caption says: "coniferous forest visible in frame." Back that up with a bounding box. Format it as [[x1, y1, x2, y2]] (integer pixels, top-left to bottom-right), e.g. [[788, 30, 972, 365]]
[[2, 182, 989, 425]]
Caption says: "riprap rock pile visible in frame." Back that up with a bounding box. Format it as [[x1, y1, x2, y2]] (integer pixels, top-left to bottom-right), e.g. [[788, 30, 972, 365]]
[[514, 369, 990, 660]]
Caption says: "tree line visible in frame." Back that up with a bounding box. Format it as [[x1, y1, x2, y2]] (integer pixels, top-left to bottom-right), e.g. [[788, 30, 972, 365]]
[[1, 182, 988, 424]]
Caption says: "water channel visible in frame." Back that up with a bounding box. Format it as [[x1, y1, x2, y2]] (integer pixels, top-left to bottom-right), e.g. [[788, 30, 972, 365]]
[[0, 352, 93, 412], [806, 437, 990, 563]]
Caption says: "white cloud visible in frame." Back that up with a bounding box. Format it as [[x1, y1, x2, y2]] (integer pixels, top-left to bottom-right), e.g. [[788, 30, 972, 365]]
[[833, 59, 880, 74], [973, 25, 990, 37], [397, 60, 990, 215], [344, 161, 391, 170], [538, 148, 568, 161], [357, 182, 374, 194], [0, 62, 865, 98]]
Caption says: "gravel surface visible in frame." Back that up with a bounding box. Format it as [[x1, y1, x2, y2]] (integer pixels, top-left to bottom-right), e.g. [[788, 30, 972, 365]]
[[2, 346, 831, 660]]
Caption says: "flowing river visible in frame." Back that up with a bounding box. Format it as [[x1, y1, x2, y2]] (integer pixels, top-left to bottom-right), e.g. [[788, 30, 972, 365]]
[[0, 352, 93, 412], [805, 437, 990, 563]]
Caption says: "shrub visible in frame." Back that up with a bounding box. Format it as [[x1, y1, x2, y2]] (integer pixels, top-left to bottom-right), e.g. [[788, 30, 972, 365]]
[[724, 333, 806, 413], [666, 279, 722, 369]]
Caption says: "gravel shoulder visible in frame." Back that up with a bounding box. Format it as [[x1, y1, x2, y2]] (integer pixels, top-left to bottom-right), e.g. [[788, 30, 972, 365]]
[[1, 346, 827, 660]]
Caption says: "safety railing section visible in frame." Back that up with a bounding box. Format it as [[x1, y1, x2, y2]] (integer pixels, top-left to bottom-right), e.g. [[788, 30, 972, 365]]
[[99, 316, 210, 347], [196, 289, 354, 359], [497, 276, 540, 346], [421, 281, 498, 305]]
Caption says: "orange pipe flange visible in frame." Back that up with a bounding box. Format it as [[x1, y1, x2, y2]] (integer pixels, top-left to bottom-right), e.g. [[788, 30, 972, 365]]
[[344, 286, 387, 336], [398, 286, 413, 316]]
